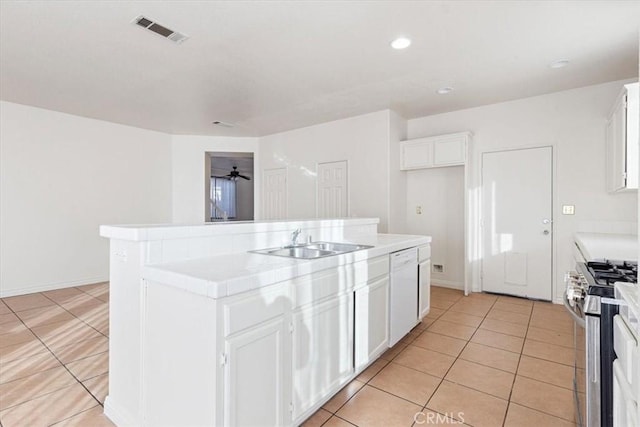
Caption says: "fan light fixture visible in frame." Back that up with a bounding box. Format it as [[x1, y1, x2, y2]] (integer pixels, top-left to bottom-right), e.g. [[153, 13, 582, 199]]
[[226, 166, 251, 181]]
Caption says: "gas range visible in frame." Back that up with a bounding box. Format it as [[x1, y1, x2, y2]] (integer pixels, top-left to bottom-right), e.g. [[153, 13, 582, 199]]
[[570, 260, 638, 306], [564, 259, 637, 427], [586, 259, 637, 286]]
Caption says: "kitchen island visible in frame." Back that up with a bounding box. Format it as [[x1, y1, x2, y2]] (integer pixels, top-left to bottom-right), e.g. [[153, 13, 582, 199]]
[[100, 218, 430, 426]]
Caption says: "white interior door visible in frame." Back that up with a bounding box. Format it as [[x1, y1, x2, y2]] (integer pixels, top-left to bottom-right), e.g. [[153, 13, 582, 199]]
[[317, 161, 348, 218], [481, 147, 553, 300], [263, 168, 287, 220]]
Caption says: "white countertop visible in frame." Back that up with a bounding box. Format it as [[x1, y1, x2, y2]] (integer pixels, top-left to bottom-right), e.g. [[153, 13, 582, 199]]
[[616, 282, 640, 336], [100, 217, 379, 241], [574, 232, 638, 261], [141, 234, 430, 299]]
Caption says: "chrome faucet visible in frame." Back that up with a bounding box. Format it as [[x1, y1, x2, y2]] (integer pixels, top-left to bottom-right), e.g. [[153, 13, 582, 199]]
[[290, 228, 302, 247]]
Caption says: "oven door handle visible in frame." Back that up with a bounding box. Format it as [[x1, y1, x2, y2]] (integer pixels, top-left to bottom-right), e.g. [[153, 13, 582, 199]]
[[563, 291, 586, 327]]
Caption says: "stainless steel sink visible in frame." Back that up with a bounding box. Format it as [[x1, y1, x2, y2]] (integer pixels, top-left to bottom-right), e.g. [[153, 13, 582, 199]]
[[263, 247, 336, 259], [250, 241, 373, 259], [305, 242, 373, 252]]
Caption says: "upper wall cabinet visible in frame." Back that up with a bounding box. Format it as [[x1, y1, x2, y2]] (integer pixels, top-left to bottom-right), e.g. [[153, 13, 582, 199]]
[[400, 132, 471, 170], [606, 82, 639, 192]]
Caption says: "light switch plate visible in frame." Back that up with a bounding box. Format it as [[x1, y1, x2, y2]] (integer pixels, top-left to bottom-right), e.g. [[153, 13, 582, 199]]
[[562, 205, 575, 215]]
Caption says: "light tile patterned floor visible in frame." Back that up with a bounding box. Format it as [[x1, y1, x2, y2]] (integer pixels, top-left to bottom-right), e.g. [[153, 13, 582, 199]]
[[0, 283, 113, 426], [1, 284, 577, 427], [304, 286, 579, 427]]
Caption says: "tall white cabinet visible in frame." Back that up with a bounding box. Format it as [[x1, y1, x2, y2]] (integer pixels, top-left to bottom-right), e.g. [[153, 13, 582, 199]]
[[606, 82, 639, 192]]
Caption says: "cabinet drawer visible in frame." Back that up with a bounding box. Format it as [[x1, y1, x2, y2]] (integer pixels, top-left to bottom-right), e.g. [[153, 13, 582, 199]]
[[352, 256, 389, 287], [292, 268, 344, 308], [293, 256, 389, 307], [418, 245, 431, 262], [613, 315, 637, 385], [223, 285, 288, 336]]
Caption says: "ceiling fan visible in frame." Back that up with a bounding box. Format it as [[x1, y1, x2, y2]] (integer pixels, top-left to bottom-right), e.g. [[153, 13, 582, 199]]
[[226, 166, 251, 181]]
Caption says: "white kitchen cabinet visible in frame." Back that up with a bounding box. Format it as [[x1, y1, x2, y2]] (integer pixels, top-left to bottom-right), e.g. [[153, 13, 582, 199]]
[[224, 316, 290, 427], [606, 82, 639, 192], [292, 293, 354, 419], [400, 132, 470, 170], [418, 245, 431, 320], [354, 276, 389, 370]]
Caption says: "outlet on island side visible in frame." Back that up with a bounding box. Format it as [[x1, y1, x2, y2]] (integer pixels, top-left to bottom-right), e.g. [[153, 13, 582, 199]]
[[416, 206, 422, 214], [433, 264, 444, 273]]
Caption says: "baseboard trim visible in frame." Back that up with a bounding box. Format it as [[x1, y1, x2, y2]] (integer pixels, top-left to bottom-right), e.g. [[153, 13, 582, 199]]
[[432, 280, 464, 290], [0, 276, 108, 298], [104, 396, 139, 427]]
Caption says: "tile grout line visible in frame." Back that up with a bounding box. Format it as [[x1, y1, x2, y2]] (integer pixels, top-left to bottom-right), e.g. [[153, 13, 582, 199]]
[[500, 298, 534, 427], [318, 291, 460, 426], [39, 292, 110, 340], [418, 292, 501, 426], [0, 291, 106, 419]]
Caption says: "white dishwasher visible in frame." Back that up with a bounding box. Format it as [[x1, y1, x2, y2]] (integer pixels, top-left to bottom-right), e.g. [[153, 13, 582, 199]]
[[389, 247, 419, 347]]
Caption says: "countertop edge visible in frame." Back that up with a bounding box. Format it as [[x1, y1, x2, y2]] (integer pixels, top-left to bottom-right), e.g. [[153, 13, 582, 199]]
[[141, 235, 430, 299], [100, 218, 380, 241], [574, 232, 638, 261]]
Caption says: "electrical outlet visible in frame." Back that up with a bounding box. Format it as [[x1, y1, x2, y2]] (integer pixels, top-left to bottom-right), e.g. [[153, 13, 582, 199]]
[[562, 205, 575, 215], [416, 206, 422, 214], [433, 264, 444, 273]]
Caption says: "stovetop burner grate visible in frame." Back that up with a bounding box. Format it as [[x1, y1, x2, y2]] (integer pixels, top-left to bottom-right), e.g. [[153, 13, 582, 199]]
[[586, 259, 637, 287]]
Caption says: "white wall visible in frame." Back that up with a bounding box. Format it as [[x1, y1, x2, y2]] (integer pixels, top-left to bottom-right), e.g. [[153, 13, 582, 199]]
[[0, 101, 172, 297], [405, 166, 465, 287], [407, 79, 638, 301], [388, 111, 408, 234], [259, 110, 392, 232], [171, 135, 259, 223]]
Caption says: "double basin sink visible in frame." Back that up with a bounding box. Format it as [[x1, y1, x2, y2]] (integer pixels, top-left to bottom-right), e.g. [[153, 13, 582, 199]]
[[251, 241, 373, 259]]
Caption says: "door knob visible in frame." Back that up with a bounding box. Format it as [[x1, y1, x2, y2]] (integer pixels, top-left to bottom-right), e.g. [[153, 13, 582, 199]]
[[542, 219, 551, 224], [543, 230, 550, 235]]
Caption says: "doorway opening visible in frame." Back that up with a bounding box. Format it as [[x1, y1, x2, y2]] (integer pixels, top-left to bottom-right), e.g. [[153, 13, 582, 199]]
[[205, 152, 254, 222]]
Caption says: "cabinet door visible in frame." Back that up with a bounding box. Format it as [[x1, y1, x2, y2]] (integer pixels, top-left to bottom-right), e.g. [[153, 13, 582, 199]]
[[433, 138, 466, 166], [608, 95, 627, 192], [354, 276, 389, 370], [401, 139, 433, 170], [418, 260, 431, 320], [224, 316, 289, 427], [292, 294, 354, 419]]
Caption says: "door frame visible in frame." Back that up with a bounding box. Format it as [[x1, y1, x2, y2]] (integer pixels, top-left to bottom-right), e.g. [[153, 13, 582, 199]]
[[315, 160, 350, 218], [474, 144, 557, 301]]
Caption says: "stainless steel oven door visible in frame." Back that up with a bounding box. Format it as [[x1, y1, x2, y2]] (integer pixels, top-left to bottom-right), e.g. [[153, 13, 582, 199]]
[[584, 315, 601, 427], [564, 291, 588, 427]]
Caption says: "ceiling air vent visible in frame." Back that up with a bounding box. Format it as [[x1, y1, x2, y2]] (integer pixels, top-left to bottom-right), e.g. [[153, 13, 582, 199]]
[[132, 15, 189, 44]]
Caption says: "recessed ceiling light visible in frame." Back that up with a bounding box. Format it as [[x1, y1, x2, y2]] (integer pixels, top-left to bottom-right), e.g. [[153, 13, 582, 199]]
[[390, 37, 411, 50], [549, 59, 570, 69], [437, 87, 454, 95]]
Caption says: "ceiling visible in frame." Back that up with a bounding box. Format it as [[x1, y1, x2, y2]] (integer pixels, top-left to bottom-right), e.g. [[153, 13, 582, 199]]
[[1, 1, 638, 137]]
